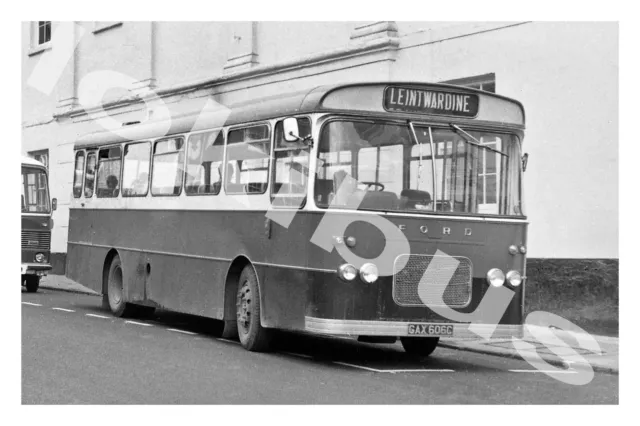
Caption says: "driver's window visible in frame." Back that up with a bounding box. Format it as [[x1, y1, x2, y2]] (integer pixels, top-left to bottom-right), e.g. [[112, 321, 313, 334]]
[[271, 117, 311, 207]]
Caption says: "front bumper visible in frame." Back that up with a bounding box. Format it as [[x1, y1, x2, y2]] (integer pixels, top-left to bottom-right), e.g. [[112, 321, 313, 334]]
[[21, 263, 52, 276], [305, 316, 523, 339]]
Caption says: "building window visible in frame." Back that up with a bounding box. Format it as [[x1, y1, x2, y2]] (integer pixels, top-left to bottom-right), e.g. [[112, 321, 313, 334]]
[[441, 73, 496, 93], [37, 21, 52, 45], [28, 149, 49, 170]]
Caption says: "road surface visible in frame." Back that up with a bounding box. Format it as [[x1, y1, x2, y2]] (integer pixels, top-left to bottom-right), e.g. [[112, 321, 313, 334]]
[[22, 289, 618, 404]]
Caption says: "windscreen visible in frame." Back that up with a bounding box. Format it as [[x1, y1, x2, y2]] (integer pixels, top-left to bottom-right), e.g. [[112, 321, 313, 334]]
[[314, 120, 524, 216], [22, 167, 50, 213]]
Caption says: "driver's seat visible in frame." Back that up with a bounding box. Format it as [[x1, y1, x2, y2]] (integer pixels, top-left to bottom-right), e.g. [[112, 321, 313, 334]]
[[359, 190, 399, 211]]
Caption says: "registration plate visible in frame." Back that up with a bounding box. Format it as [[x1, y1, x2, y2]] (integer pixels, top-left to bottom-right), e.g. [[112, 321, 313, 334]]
[[407, 324, 454, 336]]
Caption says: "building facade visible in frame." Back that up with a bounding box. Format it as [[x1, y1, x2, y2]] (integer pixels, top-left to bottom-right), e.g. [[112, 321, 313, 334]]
[[21, 21, 618, 272]]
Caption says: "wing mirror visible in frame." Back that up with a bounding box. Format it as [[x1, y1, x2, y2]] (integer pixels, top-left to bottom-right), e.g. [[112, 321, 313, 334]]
[[522, 153, 529, 172], [52, 198, 57, 211], [283, 117, 301, 143]]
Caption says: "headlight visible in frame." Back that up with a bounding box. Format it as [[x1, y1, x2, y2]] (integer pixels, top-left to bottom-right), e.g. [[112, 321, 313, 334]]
[[338, 264, 357, 281], [508, 245, 518, 255], [519, 245, 527, 254], [35, 253, 45, 263], [507, 270, 523, 287], [359, 263, 379, 283], [486, 268, 505, 287]]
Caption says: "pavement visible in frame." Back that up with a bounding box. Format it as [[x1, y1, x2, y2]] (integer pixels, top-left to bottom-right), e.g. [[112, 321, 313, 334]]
[[39, 274, 619, 376]]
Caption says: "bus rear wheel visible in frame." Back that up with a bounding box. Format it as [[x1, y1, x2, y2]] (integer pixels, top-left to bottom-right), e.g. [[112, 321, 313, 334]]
[[25, 275, 40, 293], [236, 265, 272, 352], [400, 337, 439, 357], [105, 256, 137, 318]]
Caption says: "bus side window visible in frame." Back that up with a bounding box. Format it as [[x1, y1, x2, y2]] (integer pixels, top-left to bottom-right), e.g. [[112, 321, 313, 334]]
[[122, 142, 151, 197], [225, 124, 270, 195], [84, 151, 97, 198], [185, 130, 224, 196], [72, 151, 85, 198], [151, 137, 185, 196], [96, 146, 122, 198]]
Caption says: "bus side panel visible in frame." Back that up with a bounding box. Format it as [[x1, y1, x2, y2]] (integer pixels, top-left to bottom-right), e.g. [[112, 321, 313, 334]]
[[65, 242, 109, 294]]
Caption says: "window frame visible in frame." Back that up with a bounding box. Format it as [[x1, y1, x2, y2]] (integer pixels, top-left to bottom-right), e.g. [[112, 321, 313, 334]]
[[150, 136, 186, 197], [28, 21, 52, 56], [72, 150, 85, 199], [122, 141, 152, 198], [84, 150, 97, 198], [270, 116, 312, 209], [96, 145, 123, 199], [224, 122, 272, 196], [184, 129, 226, 197]]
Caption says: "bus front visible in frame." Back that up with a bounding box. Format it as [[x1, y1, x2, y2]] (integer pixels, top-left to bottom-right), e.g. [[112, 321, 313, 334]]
[[21, 159, 54, 292], [304, 84, 527, 355]]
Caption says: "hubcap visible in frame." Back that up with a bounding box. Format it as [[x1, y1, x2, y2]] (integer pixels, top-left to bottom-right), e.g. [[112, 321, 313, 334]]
[[237, 280, 252, 334]]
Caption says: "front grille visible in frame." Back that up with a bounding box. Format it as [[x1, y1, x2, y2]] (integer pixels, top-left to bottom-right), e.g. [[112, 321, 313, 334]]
[[21, 230, 51, 251], [393, 254, 472, 307]]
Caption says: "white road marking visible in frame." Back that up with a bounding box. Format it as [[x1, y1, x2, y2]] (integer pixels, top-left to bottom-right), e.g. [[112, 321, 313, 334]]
[[125, 320, 153, 327], [52, 307, 75, 312], [167, 328, 197, 335], [22, 302, 42, 306], [86, 313, 110, 319], [333, 361, 454, 373], [509, 369, 577, 374], [281, 352, 314, 359]]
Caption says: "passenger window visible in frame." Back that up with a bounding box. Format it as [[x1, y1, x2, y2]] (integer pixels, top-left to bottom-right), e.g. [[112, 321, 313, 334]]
[[84, 151, 97, 198], [225, 124, 270, 194], [185, 130, 224, 195], [122, 142, 151, 197], [151, 137, 185, 196], [72, 151, 85, 198], [272, 118, 310, 207], [96, 146, 122, 198]]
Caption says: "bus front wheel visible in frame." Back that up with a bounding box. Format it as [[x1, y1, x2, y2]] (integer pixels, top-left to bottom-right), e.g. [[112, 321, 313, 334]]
[[25, 275, 40, 293], [400, 337, 439, 357], [236, 265, 272, 352], [105, 256, 137, 317]]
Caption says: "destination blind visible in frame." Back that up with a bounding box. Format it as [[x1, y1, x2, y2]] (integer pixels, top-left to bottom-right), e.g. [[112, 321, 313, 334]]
[[383, 86, 479, 118]]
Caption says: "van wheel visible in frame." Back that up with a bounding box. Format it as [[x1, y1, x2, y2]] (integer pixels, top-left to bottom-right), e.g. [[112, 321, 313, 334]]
[[236, 265, 271, 351], [105, 256, 137, 317], [400, 337, 439, 357], [25, 275, 40, 293]]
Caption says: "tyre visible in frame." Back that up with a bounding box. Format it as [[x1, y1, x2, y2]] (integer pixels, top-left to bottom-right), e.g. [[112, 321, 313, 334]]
[[105, 255, 137, 317], [400, 337, 439, 357], [25, 275, 40, 293], [236, 265, 272, 351]]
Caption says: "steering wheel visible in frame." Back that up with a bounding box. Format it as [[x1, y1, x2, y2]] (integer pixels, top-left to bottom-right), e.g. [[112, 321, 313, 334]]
[[361, 181, 385, 192]]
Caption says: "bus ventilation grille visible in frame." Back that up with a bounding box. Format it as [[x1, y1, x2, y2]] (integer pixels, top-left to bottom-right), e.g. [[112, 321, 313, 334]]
[[21, 230, 51, 251], [392, 254, 472, 307]]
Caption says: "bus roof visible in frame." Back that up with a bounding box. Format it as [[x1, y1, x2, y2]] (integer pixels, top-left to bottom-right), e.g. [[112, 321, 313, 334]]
[[74, 82, 526, 150], [21, 155, 46, 168]]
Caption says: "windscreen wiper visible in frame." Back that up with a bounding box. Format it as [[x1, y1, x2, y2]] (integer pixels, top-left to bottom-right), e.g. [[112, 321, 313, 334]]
[[449, 124, 507, 157]]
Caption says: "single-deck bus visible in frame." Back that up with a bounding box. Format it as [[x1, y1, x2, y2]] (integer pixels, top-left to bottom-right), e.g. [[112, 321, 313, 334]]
[[22, 155, 55, 292], [67, 82, 527, 355]]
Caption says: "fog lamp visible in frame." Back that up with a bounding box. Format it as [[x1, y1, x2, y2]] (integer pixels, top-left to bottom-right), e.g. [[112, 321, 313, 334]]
[[486, 268, 505, 287], [519, 245, 527, 254], [359, 263, 379, 283], [508, 245, 518, 255], [338, 264, 357, 281], [507, 270, 523, 287], [35, 253, 45, 263]]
